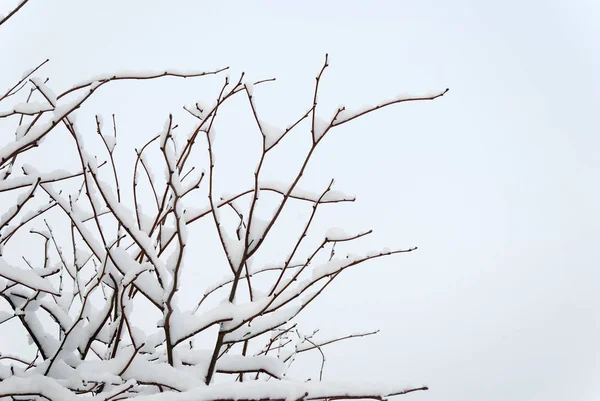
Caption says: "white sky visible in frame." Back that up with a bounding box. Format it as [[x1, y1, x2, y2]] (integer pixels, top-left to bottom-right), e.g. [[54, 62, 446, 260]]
[[1, 1, 599, 400]]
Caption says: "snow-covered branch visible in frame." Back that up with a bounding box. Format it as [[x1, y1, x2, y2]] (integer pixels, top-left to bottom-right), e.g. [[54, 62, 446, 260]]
[[0, 31, 446, 399]]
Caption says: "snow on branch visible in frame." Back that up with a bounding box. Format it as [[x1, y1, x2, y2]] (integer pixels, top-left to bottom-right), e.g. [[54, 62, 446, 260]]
[[0, 42, 446, 400], [0, 82, 101, 167], [59, 67, 229, 100], [0, 101, 54, 118], [0, 258, 58, 295]]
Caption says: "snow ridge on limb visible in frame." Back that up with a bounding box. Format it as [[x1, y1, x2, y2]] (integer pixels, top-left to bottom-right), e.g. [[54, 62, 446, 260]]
[[0, 168, 81, 192], [61, 67, 229, 100], [0, 101, 53, 118], [0, 258, 58, 295]]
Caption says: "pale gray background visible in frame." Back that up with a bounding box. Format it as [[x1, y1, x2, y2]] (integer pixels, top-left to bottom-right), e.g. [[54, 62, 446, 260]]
[[1, 1, 599, 400]]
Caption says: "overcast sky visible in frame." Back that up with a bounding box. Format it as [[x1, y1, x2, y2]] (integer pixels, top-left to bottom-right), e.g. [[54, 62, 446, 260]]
[[1, 1, 599, 400]]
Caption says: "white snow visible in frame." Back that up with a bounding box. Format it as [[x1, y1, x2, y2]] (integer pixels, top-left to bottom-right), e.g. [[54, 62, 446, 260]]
[[109, 247, 164, 306], [0, 168, 75, 192], [254, 180, 355, 203], [178, 349, 285, 379], [0, 375, 79, 401], [325, 227, 348, 241], [311, 257, 354, 281], [224, 304, 301, 343], [0, 205, 17, 229], [94, 177, 168, 287], [69, 68, 225, 92], [171, 298, 273, 345], [122, 261, 155, 287], [0, 102, 53, 117], [221, 226, 245, 268], [313, 116, 329, 142], [102, 134, 116, 153], [248, 215, 270, 252], [0, 63, 430, 401], [259, 120, 285, 150], [104, 377, 420, 401], [31, 77, 58, 106], [245, 81, 254, 97], [26, 171, 106, 259], [0, 89, 95, 165], [0, 258, 59, 294], [0, 311, 12, 323]]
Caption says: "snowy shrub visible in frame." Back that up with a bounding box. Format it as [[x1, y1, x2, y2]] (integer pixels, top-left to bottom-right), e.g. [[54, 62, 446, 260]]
[[0, 3, 447, 400]]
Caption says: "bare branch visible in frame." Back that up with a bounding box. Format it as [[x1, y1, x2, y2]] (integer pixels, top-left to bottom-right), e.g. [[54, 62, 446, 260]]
[[311, 54, 329, 143], [296, 330, 380, 354], [0, 0, 32, 28]]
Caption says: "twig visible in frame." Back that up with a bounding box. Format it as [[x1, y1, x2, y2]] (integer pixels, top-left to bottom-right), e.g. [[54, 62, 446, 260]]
[[0, 0, 31, 27]]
